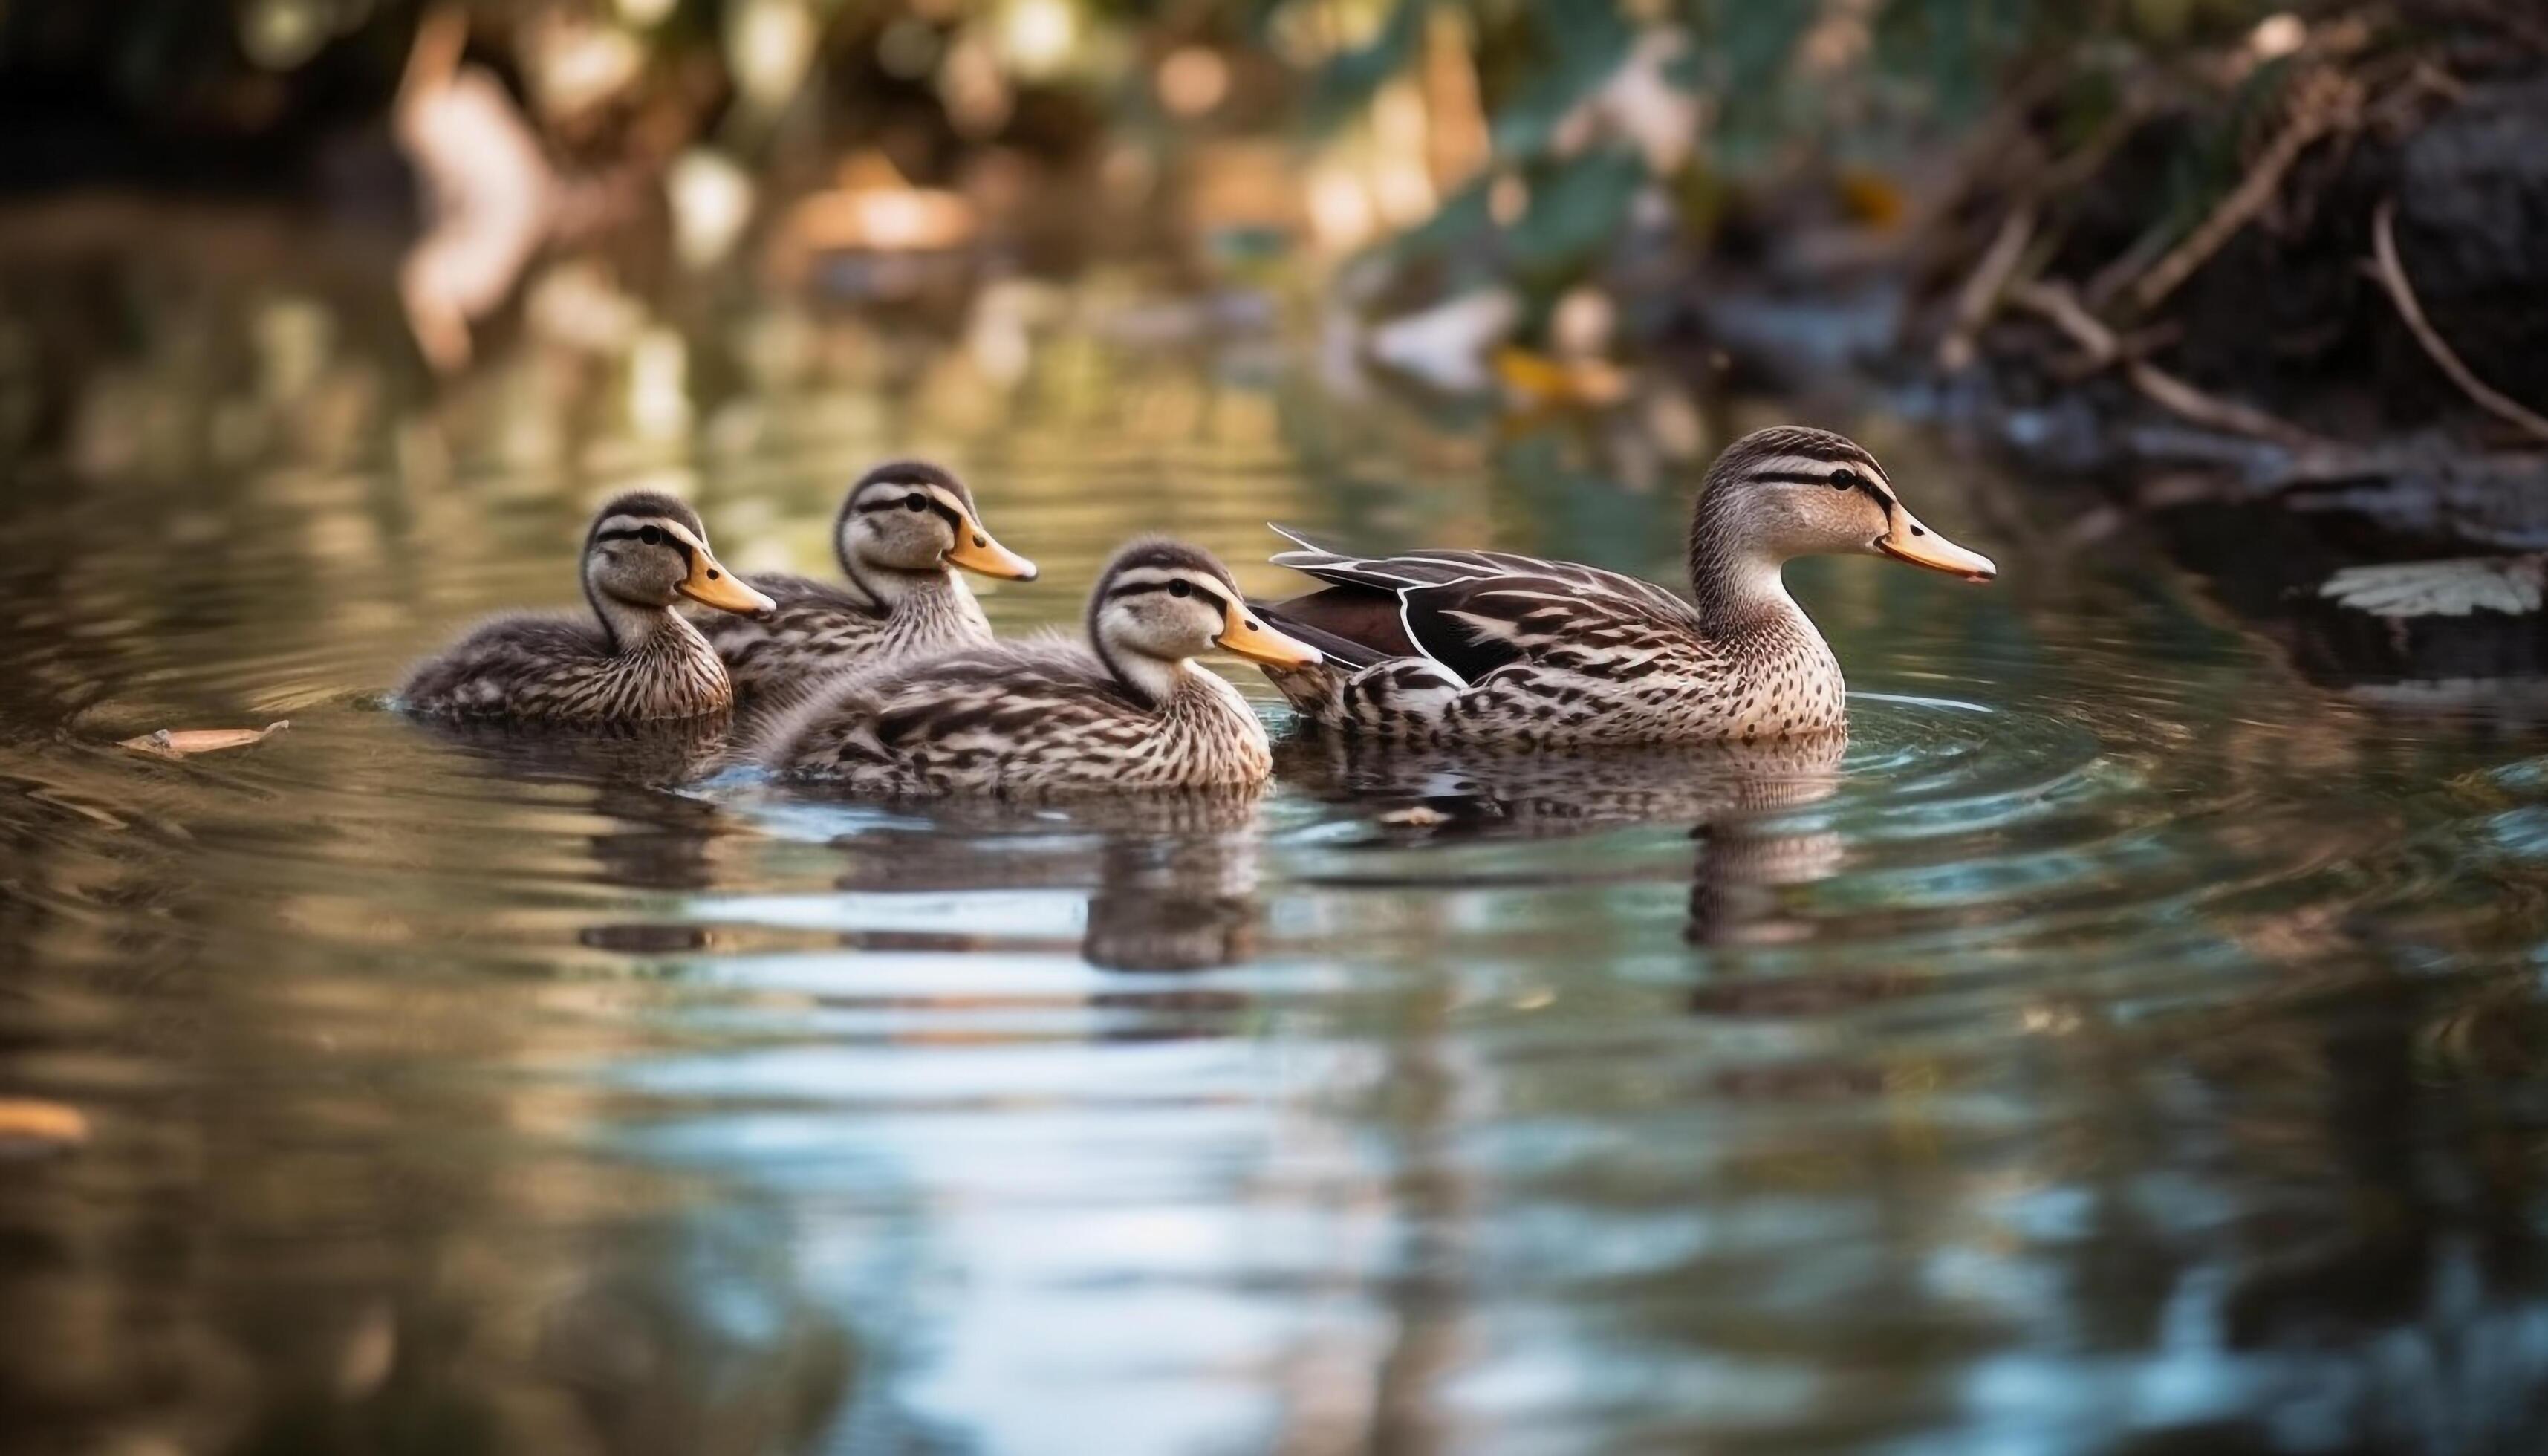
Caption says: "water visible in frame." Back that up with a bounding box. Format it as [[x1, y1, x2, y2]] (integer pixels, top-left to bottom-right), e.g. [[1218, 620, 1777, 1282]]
[[7, 257, 2548, 1456]]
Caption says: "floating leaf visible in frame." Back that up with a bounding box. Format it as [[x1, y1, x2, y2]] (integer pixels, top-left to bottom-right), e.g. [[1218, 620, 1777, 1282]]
[[118, 720, 291, 759], [2319, 558, 2546, 617], [0, 1099, 89, 1151], [1493, 346, 1630, 409]]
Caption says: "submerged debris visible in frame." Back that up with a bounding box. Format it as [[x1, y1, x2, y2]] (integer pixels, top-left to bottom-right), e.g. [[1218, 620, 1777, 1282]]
[[117, 720, 290, 759], [2321, 556, 2545, 616]]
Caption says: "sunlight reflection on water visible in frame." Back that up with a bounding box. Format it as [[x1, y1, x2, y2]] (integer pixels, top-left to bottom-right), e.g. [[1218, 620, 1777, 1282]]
[[5, 249, 2548, 1456]]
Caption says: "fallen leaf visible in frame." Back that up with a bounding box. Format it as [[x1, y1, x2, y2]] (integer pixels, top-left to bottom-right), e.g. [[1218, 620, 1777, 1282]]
[[1836, 168, 1908, 230], [2318, 557, 2545, 617], [0, 1099, 89, 1149], [1492, 346, 1631, 410], [119, 721, 291, 759], [1378, 805, 1450, 827]]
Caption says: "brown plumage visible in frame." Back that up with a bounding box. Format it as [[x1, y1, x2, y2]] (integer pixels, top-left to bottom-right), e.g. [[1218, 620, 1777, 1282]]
[[402, 491, 774, 723], [1252, 426, 1997, 748], [756, 539, 1323, 795], [698, 461, 1035, 705]]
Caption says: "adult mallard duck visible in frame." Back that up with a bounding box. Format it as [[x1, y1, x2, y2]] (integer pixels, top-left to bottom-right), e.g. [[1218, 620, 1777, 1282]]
[[1252, 426, 1995, 747], [698, 460, 1036, 703], [758, 539, 1322, 793], [402, 490, 775, 722]]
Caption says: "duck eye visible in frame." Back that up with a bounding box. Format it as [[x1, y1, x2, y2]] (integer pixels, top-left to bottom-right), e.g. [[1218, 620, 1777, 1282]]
[[906, 495, 928, 513], [639, 524, 664, 545], [1168, 579, 1191, 599], [1830, 470, 1859, 492]]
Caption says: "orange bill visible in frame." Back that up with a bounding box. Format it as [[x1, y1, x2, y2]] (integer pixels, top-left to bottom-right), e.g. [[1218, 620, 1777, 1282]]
[[678, 550, 778, 614], [945, 519, 1039, 581], [1876, 508, 1997, 582], [1214, 602, 1324, 668]]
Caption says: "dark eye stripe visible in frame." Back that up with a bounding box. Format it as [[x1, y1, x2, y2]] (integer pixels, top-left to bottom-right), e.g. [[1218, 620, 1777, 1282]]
[[1107, 580, 1232, 608], [854, 495, 965, 529], [1751, 470, 1895, 513], [594, 526, 695, 565]]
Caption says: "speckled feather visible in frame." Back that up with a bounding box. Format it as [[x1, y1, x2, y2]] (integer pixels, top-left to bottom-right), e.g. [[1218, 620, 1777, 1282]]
[[759, 634, 1275, 794], [698, 571, 991, 706], [401, 611, 733, 721]]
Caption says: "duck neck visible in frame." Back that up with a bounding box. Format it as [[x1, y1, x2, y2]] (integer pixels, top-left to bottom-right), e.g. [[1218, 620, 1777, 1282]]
[[1683, 490, 1797, 634], [1097, 640, 1188, 711], [588, 585, 695, 658], [844, 553, 976, 621]]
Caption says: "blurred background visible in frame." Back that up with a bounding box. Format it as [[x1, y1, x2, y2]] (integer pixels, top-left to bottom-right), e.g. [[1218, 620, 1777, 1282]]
[[4, 0, 2546, 666], [12, 4, 2548, 1456]]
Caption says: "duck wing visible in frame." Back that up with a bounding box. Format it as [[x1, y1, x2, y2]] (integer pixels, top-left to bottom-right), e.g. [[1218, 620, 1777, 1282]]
[[866, 643, 1140, 750], [400, 611, 610, 706], [1264, 526, 1704, 683], [762, 636, 1140, 767]]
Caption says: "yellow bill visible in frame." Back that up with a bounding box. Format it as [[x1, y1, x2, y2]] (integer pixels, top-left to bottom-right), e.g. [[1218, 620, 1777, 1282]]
[[946, 519, 1039, 581], [1876, 508, 1997, 582], [679, 550, 777, 614], [1214, 603, 1324, 668]]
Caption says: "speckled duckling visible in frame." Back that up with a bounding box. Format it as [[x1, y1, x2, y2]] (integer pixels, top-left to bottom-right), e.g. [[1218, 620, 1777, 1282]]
[[758, 539, 1323, 794], [1252, 426, 1997, 747], [698, 461, 1036, 703], [403, 491, 774, 722]]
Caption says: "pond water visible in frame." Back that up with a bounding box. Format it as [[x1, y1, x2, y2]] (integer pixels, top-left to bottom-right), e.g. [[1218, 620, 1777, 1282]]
[[7, 256, 2548, 1456]]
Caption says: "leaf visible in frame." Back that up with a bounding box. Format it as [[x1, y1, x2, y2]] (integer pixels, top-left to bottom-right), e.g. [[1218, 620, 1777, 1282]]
[[0, 1099, 89, 1151], [2318, 558, 2546, 617], [119, 720, 291, 759]]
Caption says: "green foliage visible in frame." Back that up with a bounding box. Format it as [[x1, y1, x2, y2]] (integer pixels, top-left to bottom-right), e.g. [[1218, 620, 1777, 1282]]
[[1282, 0, 2100, 285], [1485, 3, 1637, 156], [1296, 0, 1432, 131]]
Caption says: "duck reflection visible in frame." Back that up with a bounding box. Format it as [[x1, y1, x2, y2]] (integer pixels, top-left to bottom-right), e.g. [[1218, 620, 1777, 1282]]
[[1278, 730, 1846, 947], [408, 715, 740, 943], [405, 712, 737, 790], [824, 789, 1266, 973]]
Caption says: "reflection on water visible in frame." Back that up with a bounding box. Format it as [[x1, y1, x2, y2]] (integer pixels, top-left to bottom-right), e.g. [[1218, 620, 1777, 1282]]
[[7, 233, 2548, 1455]]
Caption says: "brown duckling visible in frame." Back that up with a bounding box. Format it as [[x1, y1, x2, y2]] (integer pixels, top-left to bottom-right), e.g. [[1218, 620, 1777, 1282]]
[[403, 490, 773, 722], [758, 539, 1322, 794], [698, 461, 1036, 703]]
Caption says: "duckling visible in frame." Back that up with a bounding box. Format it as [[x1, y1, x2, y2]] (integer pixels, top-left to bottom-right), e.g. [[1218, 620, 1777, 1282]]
[[402, 490, 774, 722], [698, 461, 1036, 703], [1253, 426, 1996, 747], [759, 539, 1323, 793]]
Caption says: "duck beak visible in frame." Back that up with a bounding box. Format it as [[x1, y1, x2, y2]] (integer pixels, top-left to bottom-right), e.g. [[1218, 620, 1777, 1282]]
[[1876, 507, 1997, 582], [677, 549, 777, 614], [945, 518, 1039, 581], [1214, 602, 1324, 668]]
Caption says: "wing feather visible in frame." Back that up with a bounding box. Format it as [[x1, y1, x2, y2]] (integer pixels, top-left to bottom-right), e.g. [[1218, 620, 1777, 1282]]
[[1265, 524, 1706, 683]]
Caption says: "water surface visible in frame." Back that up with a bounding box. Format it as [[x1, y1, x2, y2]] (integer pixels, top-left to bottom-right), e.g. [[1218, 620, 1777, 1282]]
[[7, 261, 2548, 1456]]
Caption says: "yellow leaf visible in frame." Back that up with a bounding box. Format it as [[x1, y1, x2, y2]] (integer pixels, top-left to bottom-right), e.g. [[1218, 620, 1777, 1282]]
[[0, 1099, 88, 1148], [1837, 168, 1908, 230], [118, 720, 291, 759]]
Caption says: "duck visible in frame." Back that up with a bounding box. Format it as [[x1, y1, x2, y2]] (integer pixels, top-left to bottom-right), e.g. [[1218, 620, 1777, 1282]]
[[402, 490, 775, 722], [698, 460, 1036, 703], [1251, 426, 1995, 747], [758, 539, 1323, 794]]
